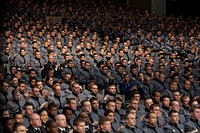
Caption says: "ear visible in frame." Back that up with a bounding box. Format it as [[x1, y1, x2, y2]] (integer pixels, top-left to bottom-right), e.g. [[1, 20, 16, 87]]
[[73, 125, 77, 130], [100, 124, 103, 129], [46, 127, 50, 132]]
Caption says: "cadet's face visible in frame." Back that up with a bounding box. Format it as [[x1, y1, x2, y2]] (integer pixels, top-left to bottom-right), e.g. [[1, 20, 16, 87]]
[[107, 112, 115, 122], [162, 98, 170, 108], [148, 113, 157, 126], [170, 113, 179, 124], [90, 85, 98, 94], [91, 100, 99, 109], [126, 114, 136, 126], [83, 101, 92, 113], [101, 121, 111, 132], [75, 122, 86, 133], [14, 114, 24, 124], [192, 108, 200, 120], [107, 102, 115, 112], [48, 122, 58, 133]]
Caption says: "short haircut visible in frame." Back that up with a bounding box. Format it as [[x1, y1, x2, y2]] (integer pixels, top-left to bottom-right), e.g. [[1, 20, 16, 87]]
[[125, 113, 135, 120], [145, 112, 156, 119], [13, 112, 22, 119], [190, 106, 200, 113], [46, 120, 56, 130], [150, 104, 159, 111], [73, 117, 85, 126], [66, 97, 77, 104], [104, 110, 114, 116], [47, 103, 57, 110], [62, 106, 73, 114], [125, 106, 136, 114], [81, 99, 90, 107], [11, 88, 20, 95], [161, 95, 170, 102], [105, 100, 115, 106], [13, 122, 25, 132], [23, 102, 33, 110], [168, 110, 178, 117], [99, 116, 110, 126], [89, 97, 99, 103], [113, 97, 122, 102]]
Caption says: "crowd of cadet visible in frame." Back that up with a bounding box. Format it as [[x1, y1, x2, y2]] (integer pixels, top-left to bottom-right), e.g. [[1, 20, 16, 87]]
[[1, 0, 200, 133]]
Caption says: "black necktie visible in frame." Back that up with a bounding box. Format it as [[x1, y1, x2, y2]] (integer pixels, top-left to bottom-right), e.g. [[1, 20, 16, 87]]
[[55, 95, 62, 109], [16, 101, 21, 112], [37, 58, 42, 68]]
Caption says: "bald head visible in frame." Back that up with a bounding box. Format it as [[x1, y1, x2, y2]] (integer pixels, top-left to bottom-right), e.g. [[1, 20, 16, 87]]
[[29, 113, 41, 128], [55, 114, 66, 128]]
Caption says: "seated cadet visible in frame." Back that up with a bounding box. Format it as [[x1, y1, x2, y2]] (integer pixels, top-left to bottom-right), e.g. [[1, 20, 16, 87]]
[[83, 83, 104, 105], [96, 116, 113, 133], [104, 84, 122, 101], [169, 100, 186, 125], [113, 97, 126, 121], [47, 83, 66, 114], [62, 107, 73, 129], [81, 99, 99, 123], [46, 120, 59, 133], [13, 112, 24, 125], [47, 103, 58, 121], [142, 112, 164, 133], [13, 123, 27, 133], [23, 103, 34, 128], [77, 111, 97, 133], [185, 106, 200, 132], [72, 117, 86, 133], [105, 100, 120, 124], [89, 97, 105, 118], [26, 87, 48, 112], [163, 110, 184, 133], [7, 89, 25, 115], [121, 113, 143, 133], [150, 104, 167, 128], [104, 110, 122, 133]]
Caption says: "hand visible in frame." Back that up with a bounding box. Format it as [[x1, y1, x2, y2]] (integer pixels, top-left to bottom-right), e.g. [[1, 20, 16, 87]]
[[40, 101, 48, 109], [42, 90, 50, 99], [131, 86, 137, 91]]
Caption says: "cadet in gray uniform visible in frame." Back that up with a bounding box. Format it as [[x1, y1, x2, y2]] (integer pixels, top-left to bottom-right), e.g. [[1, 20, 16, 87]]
[[185, 106, 200, 132], [121, 113, 143, 133], [163, 110, 184, 133], [142, 112, 164, 133]]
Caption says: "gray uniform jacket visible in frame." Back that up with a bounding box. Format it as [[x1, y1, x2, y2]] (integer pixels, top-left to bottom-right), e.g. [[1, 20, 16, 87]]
[[7, 100, 25, 115], [121, 125, 143, 133], [27, 96, 46, 112], [163, 122, 184, 133], [30, 57, 45, 71], [185, 119, 200, 132], [142, 125, 164, 133], [15, 54, 31, 69], [47, 95, 66, 113]]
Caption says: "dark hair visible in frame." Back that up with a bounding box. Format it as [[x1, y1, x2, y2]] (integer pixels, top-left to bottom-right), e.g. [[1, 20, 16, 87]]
[[46, 120, 56, 131], [168, 110, 178, 117], [73, 117, 85, 126], [104, 110, 114, 116], [13, 122, 25, 132], [47, 103, 57, 110], [99, 116, 110, 126], [13, 112, 22, 119], [62, 106, 73, 114]]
